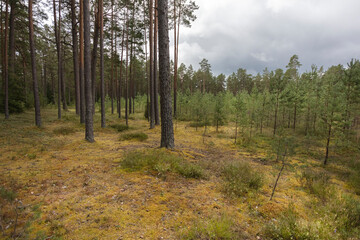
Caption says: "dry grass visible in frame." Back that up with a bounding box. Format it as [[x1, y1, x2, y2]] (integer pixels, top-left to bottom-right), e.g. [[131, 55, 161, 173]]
[[0, 107, 359, 239]]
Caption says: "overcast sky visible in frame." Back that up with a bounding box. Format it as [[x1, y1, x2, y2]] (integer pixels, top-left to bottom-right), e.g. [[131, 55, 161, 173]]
[[169, 0, 360, 76]]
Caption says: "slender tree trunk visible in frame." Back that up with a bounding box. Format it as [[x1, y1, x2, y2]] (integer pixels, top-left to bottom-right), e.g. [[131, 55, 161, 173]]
[[115, 31, 119, 116], [99, 0, 105, 128], [110, 0, 114, 114], [59, 1, 67, 111], [154, 0, 160, 125], [293, 102, 297, 130], [234, 116, 238, 144], [8, 0, 15, 90], [173, 0, 177, 118], [1, 0, 3, 101], [260, 99, 265, 134], [4, 0, 9, 119], [119, 24, 125, 119], [305, 105, 310, 136], [324, 121, 332, 165], [43, 53, 47, 97], [91, 1, 100, 114], [71, 0, 80, 114], [158, 0, 174, 148], [273, 93, 279, 136], [173, 0, 182, 117], [84, 0, 94, 142], [149, 0, 155, 129], [143, 0, 150, 122], [270, 146, 287, 201], [28, 0, 41, 127], [53, 0, 61, 119], [22, 57, 27, 104], [79, 0, 85, 123], [125, 8, 129, 126], [129, 2, 135, 115]]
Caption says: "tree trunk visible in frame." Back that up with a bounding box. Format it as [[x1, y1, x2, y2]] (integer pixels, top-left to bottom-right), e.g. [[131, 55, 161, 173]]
[[71, 0, 80, 115], [4, 0, 9, 119], [110, 0, 114, 115], [125, 8, 129, 126], [324, 122, 332, 165], [143, 0, 150, 122], [293, 102, 297, 130], [154, 0, 160, 125], [91, 1, 100, 114], [53, 0, 61, 119], [59, 1, 67, 111], [28, 0, 41, 127], [149, 0, 155, 129], [129, 2, 135, 115], [173, 0, 177, 118], [158, 0, 174, 148], [115, 29, 119, 116], [84, 0, 94, 142], [119, 24, 125, 119], [100, 0, 105, 128], [9, 0, 15, 89], [273, 93, 279, 136], [234, 116, 238, 144], [79, 0, 85, 123]]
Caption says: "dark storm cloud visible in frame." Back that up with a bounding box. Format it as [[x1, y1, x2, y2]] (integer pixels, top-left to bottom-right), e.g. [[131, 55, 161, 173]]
[[170, 0, 360, 76]]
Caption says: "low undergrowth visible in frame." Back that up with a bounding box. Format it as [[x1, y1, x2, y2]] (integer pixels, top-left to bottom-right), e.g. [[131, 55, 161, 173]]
[[120, 149, 206, 179], [120, 132, 148, 141], [180, 215, 244, 240], [298, 168, 334, 202], [221, 161, 264, 198], [53, 126, 77, 135], [110, 124, 129, 132]]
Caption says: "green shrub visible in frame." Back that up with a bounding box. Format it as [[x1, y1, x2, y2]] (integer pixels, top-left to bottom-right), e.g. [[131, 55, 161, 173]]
[[120, 149, 206, 179], [181, 215, 237, 240], [335, 195, 360, 237], [299, 169, 332, 201], [222, 162, 263, 197], [348, 161, 360, 195], [176, 163, 205, 179], [110, 124, 129, 132], [120, 132, 148, 141], [0, 187, 16, 202], [53, 126, 76, 135], [262, 204, 319, 240]]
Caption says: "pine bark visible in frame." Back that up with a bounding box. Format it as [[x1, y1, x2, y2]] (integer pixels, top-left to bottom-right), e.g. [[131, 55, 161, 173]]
[[110, 0, 114, 114], [100, 0, 105, 128], [9, 0, 15, 83], [119, 24, 125, 119], [79, 0, 85, 123], [28, 0, 41, 127], [4, 0, 9, 119], [154, 0, 160, 125], [53, 0, 61, 119], [91, 1, 100, 113], [84, 0, 94, 142], [71, 0, 80, 114], [125, 8, 129, 126], [173, 0, 177, 118], [158, 0, 175, 148], [149, 0, 155, 129]]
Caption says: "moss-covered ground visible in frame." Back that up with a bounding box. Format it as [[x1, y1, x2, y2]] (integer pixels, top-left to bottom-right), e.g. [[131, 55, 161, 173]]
[[0, 108, 359, 239]]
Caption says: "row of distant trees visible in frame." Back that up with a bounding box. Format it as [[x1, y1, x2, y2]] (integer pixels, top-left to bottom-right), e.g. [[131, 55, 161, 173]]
[[174, 56, 360, 164]]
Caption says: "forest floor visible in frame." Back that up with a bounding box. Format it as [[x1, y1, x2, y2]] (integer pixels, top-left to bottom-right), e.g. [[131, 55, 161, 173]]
[[0, 108, 360, 240]]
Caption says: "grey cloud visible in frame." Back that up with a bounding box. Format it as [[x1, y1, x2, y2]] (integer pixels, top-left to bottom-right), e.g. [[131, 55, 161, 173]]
[[170, 0, 360, 76]]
